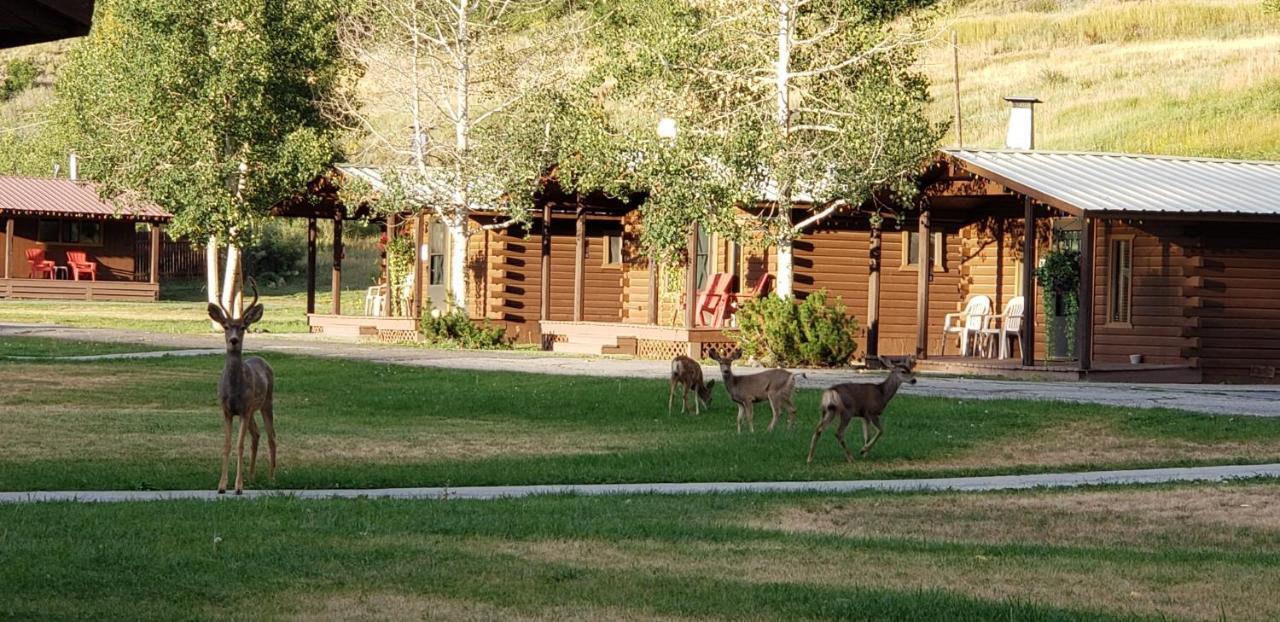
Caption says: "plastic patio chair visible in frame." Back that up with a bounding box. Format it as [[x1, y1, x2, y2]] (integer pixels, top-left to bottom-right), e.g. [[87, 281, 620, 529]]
[[25, 249, 56, 279], [938, 295, 992, 356], [65, 250, 97, 281], [975, 296, 1025, 359]]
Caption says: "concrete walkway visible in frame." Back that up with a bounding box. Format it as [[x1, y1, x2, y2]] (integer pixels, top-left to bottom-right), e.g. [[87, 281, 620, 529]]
[[3, 463, 1278, 504], [4, 323, 1279, 417]]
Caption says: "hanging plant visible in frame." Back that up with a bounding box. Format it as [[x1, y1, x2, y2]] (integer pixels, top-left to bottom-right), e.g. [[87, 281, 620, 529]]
[[386, 233, 415, 316], [1035, 249, 1080, 359]]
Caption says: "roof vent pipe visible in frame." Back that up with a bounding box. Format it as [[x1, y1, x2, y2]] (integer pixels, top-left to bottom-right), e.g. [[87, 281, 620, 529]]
[[1004, 96, 1041, 150], [69, 152, 78, 180]]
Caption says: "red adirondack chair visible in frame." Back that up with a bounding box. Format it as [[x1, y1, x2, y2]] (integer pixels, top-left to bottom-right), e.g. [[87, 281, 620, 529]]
[[725, 273, 772, 321], [695, 272, 733, 328], [25, 249, 56, 279], [66, 250, 97, 281]]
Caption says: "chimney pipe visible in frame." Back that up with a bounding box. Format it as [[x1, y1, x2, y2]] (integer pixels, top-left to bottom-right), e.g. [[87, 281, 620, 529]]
[[1004, 96, 1042, 150], [69, 152, 79, 180]]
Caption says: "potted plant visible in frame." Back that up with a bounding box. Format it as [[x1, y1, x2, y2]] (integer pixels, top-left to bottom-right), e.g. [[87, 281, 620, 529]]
[[1035, 249, 1080, 361]]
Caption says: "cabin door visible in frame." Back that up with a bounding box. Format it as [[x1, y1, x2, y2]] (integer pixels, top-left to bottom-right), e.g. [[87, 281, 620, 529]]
[[426, 218, 448, 311]]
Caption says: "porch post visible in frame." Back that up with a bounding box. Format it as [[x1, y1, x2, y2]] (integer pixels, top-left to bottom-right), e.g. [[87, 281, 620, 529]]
[[413, 213, 424, 319], [381, 216, 393, 317], [915, 206, 931, 359], [1021, 196, 1037, 367], [647, 255, 660, 325], [684, 225, 698, 329], [332, 210, 343, 315], [1077, 215, 1095, 371], [148, 224, 161, 285], [539, 202, 551, 322], [306, 217, 317, 314], [573, 201, 585, 322], [865, 219, 881, 362], [4, 217, 14, 279]]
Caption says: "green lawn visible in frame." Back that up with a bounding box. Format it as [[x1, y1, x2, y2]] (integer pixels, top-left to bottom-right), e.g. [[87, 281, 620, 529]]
[[4, 482, 1280, 621], [3, 337, 1280, 492], [0, 335, 181, 358]]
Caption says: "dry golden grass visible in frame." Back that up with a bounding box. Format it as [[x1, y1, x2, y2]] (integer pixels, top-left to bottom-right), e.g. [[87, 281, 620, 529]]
[[289, 592, 712, 622]]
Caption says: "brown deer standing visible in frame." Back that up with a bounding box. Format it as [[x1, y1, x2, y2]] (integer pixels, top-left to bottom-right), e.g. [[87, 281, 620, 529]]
[[668, 355, 716, 416], [208, 279, 276, 495], [708, 348, 800, 433], [807, 355, 915, 463]]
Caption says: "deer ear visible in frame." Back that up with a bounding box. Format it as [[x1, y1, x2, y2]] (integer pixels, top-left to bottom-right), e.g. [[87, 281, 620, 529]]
[[730, 348, 743, 361], [207, 303, 227, 327], [242, 303, 265, 326], [707, 348, 720, 361], [904, 355, 917, 370], [876, 355, 892, 369]]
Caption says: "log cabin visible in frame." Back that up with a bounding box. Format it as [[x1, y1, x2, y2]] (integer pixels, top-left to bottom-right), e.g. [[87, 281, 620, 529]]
[[292, 151, 1280, 385], [0, 174, 171, 302]]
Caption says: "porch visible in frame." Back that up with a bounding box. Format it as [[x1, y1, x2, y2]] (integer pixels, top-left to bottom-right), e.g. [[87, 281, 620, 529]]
[[539, 321, 737, 358], [0, 277, 159, 302], [913, 355, 1201, 383]]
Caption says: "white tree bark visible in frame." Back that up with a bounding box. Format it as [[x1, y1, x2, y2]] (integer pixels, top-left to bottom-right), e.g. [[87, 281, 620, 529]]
[[773, 0, 795, 298], [447, 218, 468, 310], [206, 235, 222, 329], [775, 237, 794, 298], [221, 243, 243, 319]]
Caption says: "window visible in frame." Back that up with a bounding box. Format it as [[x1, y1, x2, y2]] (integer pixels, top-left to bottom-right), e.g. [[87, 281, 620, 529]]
[[427, 222, 446, 286], [694, 225, 710, 290], [35, 219, 102, 245], [903, 231, 944, 270], [1108, 237, 1133, 325], [1053, 217, 1082, 252], [604, 235, 623, 266]]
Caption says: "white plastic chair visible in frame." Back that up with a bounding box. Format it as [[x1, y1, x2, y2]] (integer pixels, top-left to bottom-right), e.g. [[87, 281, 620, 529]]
[[976, 296, 1024, 359], [363, 285, 387, 316], [939, 295, 992, 356]]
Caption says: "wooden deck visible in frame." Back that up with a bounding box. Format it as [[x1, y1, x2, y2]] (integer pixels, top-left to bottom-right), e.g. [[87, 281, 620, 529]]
[[307, 314, 419, 341], [0, 277, 158, 302], [539, 320, 738, 358], [914, 356, 1203, 383]]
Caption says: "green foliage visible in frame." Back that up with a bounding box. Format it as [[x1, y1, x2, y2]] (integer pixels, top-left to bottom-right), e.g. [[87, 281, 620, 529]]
[[734, 289, 858, 367], [385, 231, 415, 315], [242, 224, 302, 285], [420, 309, 510, 349], [1036, 249, 1081, 359], [56, 0, 355, 246], [0, 58, 38, 100]]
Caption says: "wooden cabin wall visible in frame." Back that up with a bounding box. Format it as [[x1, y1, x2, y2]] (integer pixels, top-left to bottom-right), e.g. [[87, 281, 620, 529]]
[[1091, 221, 1194, 367], [465, 227, 488, 319], [956, 220, 1046, 361], [489, 222, 543, 343], [620, 211, 651, 325], [1189, 221, 1280, 383], [4, 218, 138, 280], [580, 219, 625, 322]]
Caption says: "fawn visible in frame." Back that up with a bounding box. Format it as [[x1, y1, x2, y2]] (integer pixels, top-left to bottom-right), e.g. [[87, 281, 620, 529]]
[[807, 355, 915, 463], [208, 278, 276, 495], [707, 348, 800, 433], [669, 355, 715, 416]]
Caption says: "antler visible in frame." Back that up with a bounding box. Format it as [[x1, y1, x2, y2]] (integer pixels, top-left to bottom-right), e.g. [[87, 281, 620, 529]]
[[246, 276, 260, 310]]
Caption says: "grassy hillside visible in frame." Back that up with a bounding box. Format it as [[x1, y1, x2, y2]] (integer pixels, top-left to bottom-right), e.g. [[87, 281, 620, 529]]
[[0, 40, 68, 175], [926, 0, 1280, 159]]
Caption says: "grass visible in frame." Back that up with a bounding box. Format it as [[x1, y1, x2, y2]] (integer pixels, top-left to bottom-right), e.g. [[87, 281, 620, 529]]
[[0, 335, 178, 357], [926, 0, 1280, 159], [3, 481, 1280, 621], [3, 338, 1280, 492]]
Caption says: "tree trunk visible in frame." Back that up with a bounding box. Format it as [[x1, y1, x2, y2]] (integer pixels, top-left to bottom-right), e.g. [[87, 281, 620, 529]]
[[206, 235, 222, 330], [447, 219, 467, 311], [775, 236, 794, 298], [221, 243, 243, 319]]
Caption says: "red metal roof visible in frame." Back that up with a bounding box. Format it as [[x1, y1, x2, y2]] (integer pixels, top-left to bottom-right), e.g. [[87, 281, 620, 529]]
[[0, 176, 172, 222]]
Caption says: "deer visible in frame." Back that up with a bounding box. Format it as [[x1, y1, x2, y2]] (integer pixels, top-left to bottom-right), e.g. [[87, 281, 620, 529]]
[[807, 355, 916, 464], [707, 348, 800, 434], [668, 355, 715, 416], [207, 278, 276, 495]]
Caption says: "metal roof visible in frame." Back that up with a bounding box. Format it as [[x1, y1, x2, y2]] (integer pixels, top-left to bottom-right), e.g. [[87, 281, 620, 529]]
[[944, 149, 1280, 218], [0, 176, 172, 222], [336, 164, 500, 211]]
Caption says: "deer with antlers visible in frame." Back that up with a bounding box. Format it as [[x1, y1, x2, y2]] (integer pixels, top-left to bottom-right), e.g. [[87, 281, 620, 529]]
[[807, 356, 916, 463], [707, 348, 800, 433], [208, 278, 276, 495]]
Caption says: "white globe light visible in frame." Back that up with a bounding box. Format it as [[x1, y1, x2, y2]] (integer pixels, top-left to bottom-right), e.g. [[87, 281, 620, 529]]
[[656, 117, 678, 140]]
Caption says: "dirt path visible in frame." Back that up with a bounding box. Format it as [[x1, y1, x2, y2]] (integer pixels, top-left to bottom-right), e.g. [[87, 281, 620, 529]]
[[4, 323, 1278, 417]]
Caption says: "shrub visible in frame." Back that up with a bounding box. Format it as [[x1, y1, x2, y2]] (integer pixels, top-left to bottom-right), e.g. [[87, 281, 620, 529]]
[[1, 59, 38, 100], [420, 309, 509, 349], [244, 226, 302, 279], [734, 289, 858, 367]]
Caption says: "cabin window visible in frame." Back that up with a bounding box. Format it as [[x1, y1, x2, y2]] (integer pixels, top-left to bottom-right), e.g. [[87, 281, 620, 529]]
[[427, 222, 446, 286], [903, 231, 944, 270], [36, 219, 102, 246], [604, 235, 623, 266], [1107, 237, 1133, 325], [694, 225, 710, 289]]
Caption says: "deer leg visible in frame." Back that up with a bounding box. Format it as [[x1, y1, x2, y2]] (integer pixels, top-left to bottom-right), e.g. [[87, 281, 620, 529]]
[[861, 417, 884, 456], [682, 385, 691, 415], [233, 415, 249, 495], [746, 400, 756, 433], [247, 415, 260, 480], [667, 379, 676, 415], [860, 418, 869, 448], [834, 417, 854, 463], [766, 396, 781, 432], [807, 410, 836, 464], [261, 399, 278, 483], [217, 414, 232, 494], [735, 403, 743, 434], [786, 395, 798, 430]]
